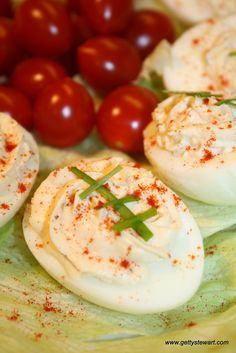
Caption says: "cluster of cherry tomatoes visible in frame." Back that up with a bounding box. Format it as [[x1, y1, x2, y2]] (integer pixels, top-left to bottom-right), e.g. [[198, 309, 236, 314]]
[[0, 0, 175, 153]]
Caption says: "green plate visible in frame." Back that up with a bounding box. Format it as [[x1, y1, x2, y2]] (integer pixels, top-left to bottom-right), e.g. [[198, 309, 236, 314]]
[[0, 142, 236, 353]]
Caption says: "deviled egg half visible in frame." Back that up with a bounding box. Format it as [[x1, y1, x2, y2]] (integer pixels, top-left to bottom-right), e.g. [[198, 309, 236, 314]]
[[0, 113, 39, 227], [144, 94, 236, 205], [23, 157, 203, 314], [162, 0, 236, 25], [161, 15, 236, 95]]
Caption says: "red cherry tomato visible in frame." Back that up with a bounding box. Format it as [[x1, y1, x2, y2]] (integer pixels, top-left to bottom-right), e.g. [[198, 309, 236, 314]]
[[79, 0, 133, 34], [0, 18, 22, 75], [124, 10, 175, 59], [78, 36, 141, 94], [34, 77, 95, 147], [11, 58, 67, 100], [0, 86, 33, 129], [13, 0, 73, 56], [96, 85, 159, 153], [71, 13, 95, 47], [66, 0, 81, 13], [59, 14, 94, 75], [0, 0, 12, 17]]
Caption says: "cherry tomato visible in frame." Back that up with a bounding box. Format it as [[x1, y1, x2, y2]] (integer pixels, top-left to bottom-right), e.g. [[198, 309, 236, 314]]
[[96, 85, 159, 153], [124, 10, 175, 59], [0, 18, 22, 75], [0, 0, 12, 17], [71, 13, 95, 47], [11, 58, 67, 101], [66, 0, 81, 13], [0, 86, 33, 129], [34, 77, 95, 147], [79, 0, 133, 34], [78, 36, 141, 94], [13, 0, 73, 56], [58, 14, 95, 75]]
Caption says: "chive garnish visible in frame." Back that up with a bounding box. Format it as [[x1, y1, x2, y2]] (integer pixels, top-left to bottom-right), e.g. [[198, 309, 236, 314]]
[[71, 166, 156, 241], [229, 51, 236, 57], [103, 195, 140, 210], [159, 88, 236, 108], [112, 207, 157, 237], [79, 165, 122, 200], [215, 98, 236, 107], [70, 166, 115, 202], [162, 90, 223, 98]]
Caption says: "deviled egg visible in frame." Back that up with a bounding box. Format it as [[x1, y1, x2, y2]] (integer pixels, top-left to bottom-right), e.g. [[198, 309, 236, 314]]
[[162, 0, 236, 25], [0, 113, 39, 227], [144, 94, 236, 205], [161, 15, 236, 95], [23, 157, 203, 314]]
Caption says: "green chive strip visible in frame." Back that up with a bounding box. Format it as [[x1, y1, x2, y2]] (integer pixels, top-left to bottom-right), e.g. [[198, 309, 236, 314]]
[[71, 167, 115, 202], [70, 167, 154, 241], [229, 51, 236, 57], [103, 195, 140, 210], [112, 208, 157, 237], [215, 98, 236, 107], [79, 165, 122, 200], [162, 90, 223, 98]]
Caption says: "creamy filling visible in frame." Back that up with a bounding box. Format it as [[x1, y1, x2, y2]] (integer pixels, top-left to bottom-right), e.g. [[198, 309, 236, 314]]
[[150, 95, 236, 162], [162, 0, 236, 24], [163, 16, 236, 95], [27, 158, 200, 286]]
